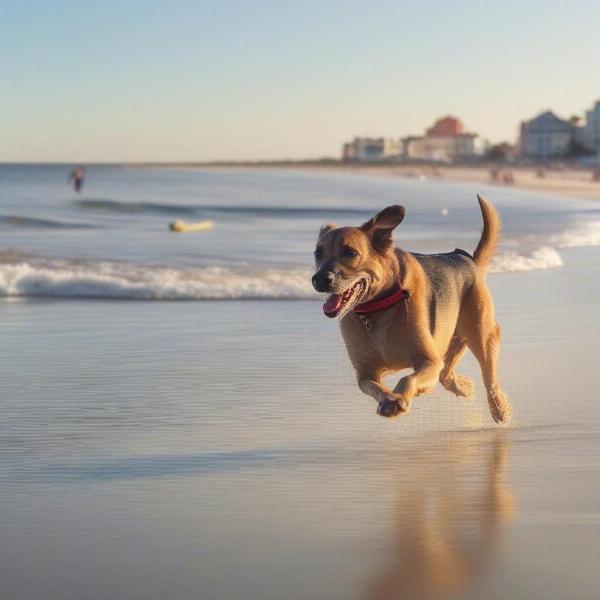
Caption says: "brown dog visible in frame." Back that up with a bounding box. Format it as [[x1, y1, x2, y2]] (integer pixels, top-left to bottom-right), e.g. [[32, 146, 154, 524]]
[[312, 195, 511, 423]]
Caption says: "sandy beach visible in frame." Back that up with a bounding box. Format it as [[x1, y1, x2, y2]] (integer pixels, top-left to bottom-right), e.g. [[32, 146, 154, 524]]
[[356, 164, 600, 201], [390, 164, 600, 201]]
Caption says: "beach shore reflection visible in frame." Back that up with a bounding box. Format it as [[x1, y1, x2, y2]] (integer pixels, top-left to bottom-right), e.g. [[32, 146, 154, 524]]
[[366, 431, 514, 600]]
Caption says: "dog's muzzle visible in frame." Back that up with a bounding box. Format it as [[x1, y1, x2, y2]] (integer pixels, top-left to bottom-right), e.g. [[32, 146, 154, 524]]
[[312, 269, 336, 293]]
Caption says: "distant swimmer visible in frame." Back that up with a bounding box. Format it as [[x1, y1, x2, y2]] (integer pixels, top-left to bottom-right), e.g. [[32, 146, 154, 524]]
[[68, 166, 86, 193]]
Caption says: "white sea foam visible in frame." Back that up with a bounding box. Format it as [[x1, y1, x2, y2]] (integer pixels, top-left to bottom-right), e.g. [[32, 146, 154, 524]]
[[2, 217, 599, 299], [486, 218, 600, 274], [551, 219, 600, 248], [0, 247, 568, 300], [0, 261, 316, 300], [490, 247, 564, 273]]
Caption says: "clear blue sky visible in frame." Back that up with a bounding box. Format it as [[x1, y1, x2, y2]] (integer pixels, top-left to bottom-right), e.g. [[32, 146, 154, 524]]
[[1, 0, 599, 162]]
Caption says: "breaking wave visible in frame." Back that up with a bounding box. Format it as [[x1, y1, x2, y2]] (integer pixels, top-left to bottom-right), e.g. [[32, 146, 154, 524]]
[[550, 219, 600, 248], [1, 216, 598, 300], [0, 247, 569, 300], [490, 247, 563, 273], [484, 218, 600, 274], [0, 259, 315, 300]]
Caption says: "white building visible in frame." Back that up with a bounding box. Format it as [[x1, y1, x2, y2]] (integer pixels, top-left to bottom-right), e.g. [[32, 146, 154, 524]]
[[342, 138, 401, 162], [402, 133, 485, 162], [582, 100, 600, 152], [401, 116, 486, 162], [519, 111, 574, 159]]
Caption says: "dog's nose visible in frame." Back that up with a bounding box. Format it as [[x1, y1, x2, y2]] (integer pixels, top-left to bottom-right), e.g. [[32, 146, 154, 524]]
[[312, 270, 336, 292]]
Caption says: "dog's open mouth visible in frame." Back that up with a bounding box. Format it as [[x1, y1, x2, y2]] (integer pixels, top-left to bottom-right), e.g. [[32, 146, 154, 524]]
[[323, 280, 366, 318]]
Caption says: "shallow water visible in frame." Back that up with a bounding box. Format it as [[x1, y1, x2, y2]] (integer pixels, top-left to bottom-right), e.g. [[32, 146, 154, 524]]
[[1, 168, 599, 599]]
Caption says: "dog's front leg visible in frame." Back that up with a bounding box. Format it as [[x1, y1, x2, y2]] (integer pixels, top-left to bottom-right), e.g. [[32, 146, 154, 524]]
[[358, 377, 410, 418], [394, 354, 443, 407]]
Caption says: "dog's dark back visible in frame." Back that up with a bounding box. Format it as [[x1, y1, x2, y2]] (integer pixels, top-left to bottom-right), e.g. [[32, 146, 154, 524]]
[[411, 249, 477, 336]]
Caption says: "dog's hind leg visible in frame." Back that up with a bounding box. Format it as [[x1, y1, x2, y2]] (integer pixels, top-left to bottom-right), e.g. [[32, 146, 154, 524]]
[[460, 286, 511, 424], [467, 324, 511, 423], [440, 335, 475, 398]]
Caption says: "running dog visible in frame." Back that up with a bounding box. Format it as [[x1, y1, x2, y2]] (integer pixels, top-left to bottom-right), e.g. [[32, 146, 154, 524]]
[[312, 195, 511, 423]]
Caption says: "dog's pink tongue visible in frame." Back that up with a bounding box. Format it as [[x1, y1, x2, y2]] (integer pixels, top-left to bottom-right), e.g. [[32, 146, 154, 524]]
[[323, 294, 341, 314]]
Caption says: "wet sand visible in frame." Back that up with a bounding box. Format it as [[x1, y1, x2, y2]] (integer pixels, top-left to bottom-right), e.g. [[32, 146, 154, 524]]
[[340, 164, 600, 201], [372, 164, 600, 201], [1, 245, 599, 599]]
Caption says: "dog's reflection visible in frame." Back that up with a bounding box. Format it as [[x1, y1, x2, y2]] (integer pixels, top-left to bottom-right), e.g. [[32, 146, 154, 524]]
[[366, 431, 514, 600]]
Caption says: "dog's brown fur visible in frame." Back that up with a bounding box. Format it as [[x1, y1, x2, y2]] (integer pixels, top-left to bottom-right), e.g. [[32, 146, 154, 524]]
[[313, 195, 511, 423]]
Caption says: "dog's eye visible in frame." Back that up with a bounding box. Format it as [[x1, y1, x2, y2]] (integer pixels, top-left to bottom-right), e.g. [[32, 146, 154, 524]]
[[343, 248, 358, 258], [314, 247, 323, 260]]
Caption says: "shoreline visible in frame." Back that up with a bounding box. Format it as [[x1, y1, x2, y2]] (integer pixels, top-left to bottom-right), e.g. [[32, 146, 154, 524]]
[[5, 161, 599, 201], [137, 162, 600, 201]]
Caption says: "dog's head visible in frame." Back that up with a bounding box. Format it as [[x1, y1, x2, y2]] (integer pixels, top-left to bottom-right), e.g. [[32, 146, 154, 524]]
[[312, 205, 405, 319]]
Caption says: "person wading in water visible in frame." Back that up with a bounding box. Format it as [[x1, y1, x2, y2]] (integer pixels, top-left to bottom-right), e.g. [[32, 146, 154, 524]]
[[68, 166, 86, 193]]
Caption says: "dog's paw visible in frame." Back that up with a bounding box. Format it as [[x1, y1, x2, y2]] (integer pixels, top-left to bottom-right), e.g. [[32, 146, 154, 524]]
[[440, 373, 474, 399], [377, 399, 401, 417], [489, 389, 512, 424], [452, 374, 475, 399], [377, 396, 409, 418]]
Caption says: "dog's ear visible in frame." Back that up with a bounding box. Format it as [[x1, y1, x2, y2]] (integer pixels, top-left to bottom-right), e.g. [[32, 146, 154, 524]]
[[360, 205, 405, 252], [318, 223, 335, 239]]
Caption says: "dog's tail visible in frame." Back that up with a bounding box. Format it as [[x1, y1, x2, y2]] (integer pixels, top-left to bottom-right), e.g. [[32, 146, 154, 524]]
[[473, 194, 501, 272]]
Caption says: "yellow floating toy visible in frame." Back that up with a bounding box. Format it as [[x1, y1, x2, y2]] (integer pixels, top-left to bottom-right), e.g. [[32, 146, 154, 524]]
[[169, 219, 214, 233]]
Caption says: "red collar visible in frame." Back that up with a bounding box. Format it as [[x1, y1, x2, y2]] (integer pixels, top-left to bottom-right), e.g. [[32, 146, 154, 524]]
[[354, 283, 408, 315]]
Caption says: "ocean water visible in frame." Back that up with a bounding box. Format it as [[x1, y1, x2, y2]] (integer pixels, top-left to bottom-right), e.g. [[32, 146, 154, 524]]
[[1, 164, 599, 299], [1, 165, 600, 600]]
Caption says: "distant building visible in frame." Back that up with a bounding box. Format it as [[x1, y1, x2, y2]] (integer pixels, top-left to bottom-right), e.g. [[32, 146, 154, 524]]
[[582, 100, 600, 152], [402, 116, 485, 162], [426, 115, 465, 137], [518, 111, 574, 159], [342, 137, 401, 162]]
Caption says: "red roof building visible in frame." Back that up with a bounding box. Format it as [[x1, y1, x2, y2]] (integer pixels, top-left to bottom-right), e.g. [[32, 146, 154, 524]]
[[402, 116, 485, 162], [426, 116, 465, 137]]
